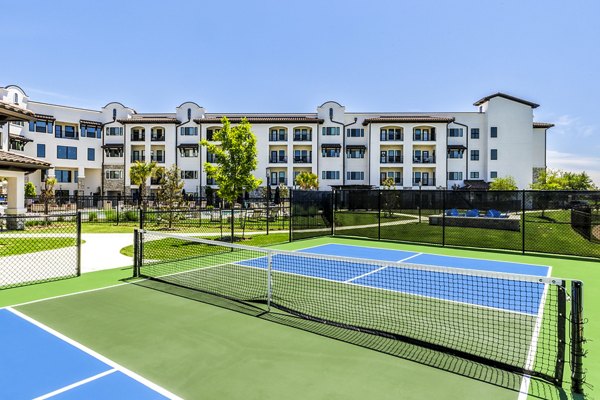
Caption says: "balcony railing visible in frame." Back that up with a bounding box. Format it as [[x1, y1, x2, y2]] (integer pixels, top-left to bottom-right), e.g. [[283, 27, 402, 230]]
[[131, 135, 145, 141], [293, 156, 312, 163], [380, 156, 403, 164], [131, 156, 145, 162], [151, 156, 165, 163], [269, 135, 288, 142], [293, 135, 312, 141], [150, 178, 161, 185], [269, 156, 288, 163], [413, 135, 436, 142], [412, 178, 436, 187], [271, 178, 287, 185], [151, 135, 165, 142], [380, 179, 403, 186], [413, 157, 436, 164], [380, 135, 403, 141]]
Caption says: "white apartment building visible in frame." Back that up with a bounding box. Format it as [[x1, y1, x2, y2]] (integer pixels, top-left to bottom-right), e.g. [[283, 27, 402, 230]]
[[0, 85, 553, 196]]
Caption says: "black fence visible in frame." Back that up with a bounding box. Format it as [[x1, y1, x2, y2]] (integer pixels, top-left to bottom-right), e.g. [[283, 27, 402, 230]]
[[291, 189, 600, 259], [0, 213, 81, 289]]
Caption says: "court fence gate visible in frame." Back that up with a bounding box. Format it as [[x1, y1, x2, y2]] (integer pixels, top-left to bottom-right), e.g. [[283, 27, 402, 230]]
[[0, 212, 82, 289]]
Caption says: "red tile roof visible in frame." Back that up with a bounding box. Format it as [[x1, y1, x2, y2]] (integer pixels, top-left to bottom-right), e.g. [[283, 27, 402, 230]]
[[473, 92, 540, 108], [362, 116, 455, 126], [0, 101, 35, 121], [0, 150, 52, 170]]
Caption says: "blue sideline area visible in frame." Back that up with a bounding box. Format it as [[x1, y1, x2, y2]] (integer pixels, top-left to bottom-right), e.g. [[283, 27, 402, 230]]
[[239, 243, 550, 315], [0, 309, 167, 400]]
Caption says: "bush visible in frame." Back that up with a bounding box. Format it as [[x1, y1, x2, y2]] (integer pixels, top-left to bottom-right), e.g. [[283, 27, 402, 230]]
[[105, 210, 117, 222], [124, 211, 138, 221], [88, 212, 98, 222]]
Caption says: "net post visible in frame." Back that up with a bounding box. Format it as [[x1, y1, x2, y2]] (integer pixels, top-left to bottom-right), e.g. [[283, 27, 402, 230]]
[[266, 251, 273, 312], [521, 189, 526, 254], [76, 211, 82, 276], [571, 280, 585, 394], [139, 208, 144, 230], [554, 279, 567, 386], [133, 229, 140, 278]]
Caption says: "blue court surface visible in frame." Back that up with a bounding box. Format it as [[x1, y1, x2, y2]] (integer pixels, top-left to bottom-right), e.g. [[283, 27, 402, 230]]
[[0, 308, 173, 400], [239, 243, 551, 315]]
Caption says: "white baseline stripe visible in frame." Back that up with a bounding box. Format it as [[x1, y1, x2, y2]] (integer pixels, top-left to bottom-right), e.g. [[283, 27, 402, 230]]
[[345, 266, 388, 283], [6, 308, 183, 400], [34, 369, 117, 400], [397, 253, 422, 263]]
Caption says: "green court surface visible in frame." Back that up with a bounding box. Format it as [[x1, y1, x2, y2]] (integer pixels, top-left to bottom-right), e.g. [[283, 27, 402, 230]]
[[1, 237, 596, 400]]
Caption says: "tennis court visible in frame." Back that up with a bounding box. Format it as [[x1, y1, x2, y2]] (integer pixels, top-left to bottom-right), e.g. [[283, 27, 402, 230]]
[[0, 235, 583, 399]]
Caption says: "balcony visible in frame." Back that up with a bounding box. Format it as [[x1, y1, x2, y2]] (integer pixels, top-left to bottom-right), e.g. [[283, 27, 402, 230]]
[[412, 178, 436, 187], [151, 134, 165, 142], [293, 134, 312, 141], [413, 134, 436, 142], [380, 135, 403, 142], [413, 156, 436, 164], [293, 156, 312, 164], [269, 156, 288, 163], [151, 156, 165, 163], [380, 156, 403, 164], [269, 135, 288, 142], [131, 134, 145, 142], [380, 178, 403, 186], [131, 156, 145, 162], [150, 178, 161, 185]]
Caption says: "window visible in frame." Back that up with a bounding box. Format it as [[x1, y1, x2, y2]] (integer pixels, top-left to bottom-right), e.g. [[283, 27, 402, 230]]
[[491, 127, 498, 138], [105, 170, 123, 180], [181, 170, 198, 180], [14, 93, 18, 104], [270, 150, 287, 163], [491, 149, 498, 160], [346, 128, 364, 137], [448, 150, 463, 159], [55, 170, 73, 183], [470, 150, 479, 161], [413, 127, 435, 141], [206, 151, 217, 163], [471, 128, 480, 139], [57, 145, 77, 160], [106, 127, 123, 136], [448, 172, 463, 180], [179, 147, 198, 157], [112, 109, 117, 120], [380, 150, 402, 163], [321, 147, 340, 157], [293, 149, 311, 163], [181, 127, 198, 136], [380, 171, 402, 185], [470, 172, 480, 179], [206, 128, 218, 141], [151, 149, 165, 163], [105, 148, 123, 157], [346, 171, 364, 181], [9, 139, 25, 151], [347, 148, 365, 158], [293, 128, 311, 141], [87, 148, 95, 161], [322, 127, 340, 136], [55, 125, 78, 139], [131, 128, 145, 141], [448, 128, 463, 137], [322, 171, 340, 180], [151, 127, 165, 141], [30, 120, 53, 133], [490, 171, 498, 179], [81, 125, 101, 138], [187, 108, 192, 120], [380, 128, 403, 141], [37, 144, 46, 158], [269, 128, 287, 141]]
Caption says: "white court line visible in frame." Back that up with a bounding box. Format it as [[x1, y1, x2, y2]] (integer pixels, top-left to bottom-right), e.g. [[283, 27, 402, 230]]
[[6, 307, 183, 400], [345, 266, 389, 283], [34, 368, 117, 400], [397, 253, 422, 263], [517, 267, 553, 400]]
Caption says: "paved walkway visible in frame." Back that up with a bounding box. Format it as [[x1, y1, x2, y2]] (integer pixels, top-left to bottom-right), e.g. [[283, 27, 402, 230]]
[[80, 233, 134, 273]]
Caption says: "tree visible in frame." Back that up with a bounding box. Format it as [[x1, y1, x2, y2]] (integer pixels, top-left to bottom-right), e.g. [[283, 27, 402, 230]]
[[129, 161, 159, 210], [381, 177, 396, 217], [24, 181, 37, 198], [205, 186, 214, 207], [489, 176, 518, 191], [201, 116, 261, 240], [295, 172, 319, 190], [40, 177, 57, 216], [531, 169, 596, 191], [157, 165, 184, 229]]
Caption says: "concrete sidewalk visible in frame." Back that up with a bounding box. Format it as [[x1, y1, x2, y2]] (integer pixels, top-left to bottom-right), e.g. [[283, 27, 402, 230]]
[[81, 233, 134, 273]]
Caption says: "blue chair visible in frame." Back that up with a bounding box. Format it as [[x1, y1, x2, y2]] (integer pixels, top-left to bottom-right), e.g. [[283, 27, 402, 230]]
[[446, 208, 459, 217], [466, 209, 479, 217], [486, 209, 501, 218]]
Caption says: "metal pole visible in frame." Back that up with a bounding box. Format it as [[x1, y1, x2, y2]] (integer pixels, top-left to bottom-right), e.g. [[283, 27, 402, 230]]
[[331, 188, 336, 236], [419, 181, 422, 223], [378, 189, 381, 240], [133, 229, 139, 278], [571, 280, 585, 394], [289, 189, 293, 242], [266, 252, 273, 312], [442, 189, 446, 246], [76, 211, 82, 276], [522, 189, 526, 254]]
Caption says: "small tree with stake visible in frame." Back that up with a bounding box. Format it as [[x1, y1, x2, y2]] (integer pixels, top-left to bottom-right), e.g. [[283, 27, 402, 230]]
[[157, 165, 184, 229], [201, 116, 261, 241]]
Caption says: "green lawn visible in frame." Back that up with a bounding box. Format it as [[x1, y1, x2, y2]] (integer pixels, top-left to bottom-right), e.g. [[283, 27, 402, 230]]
[[0, 237, 78, 256]]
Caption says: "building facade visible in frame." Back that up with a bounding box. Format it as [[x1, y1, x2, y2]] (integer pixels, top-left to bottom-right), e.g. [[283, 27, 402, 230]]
[[0, 85, 553, 195]]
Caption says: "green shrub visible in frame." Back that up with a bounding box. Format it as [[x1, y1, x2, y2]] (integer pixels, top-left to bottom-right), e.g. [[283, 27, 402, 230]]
[[88, 212, 98, 222], [124, 211, 138, 221]]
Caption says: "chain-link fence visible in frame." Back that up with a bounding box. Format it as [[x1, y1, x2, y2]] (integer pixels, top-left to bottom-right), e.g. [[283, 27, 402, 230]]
[[290, 190, 333, 241], [0, 213, 81, 289], [291, 189, 600, 259]]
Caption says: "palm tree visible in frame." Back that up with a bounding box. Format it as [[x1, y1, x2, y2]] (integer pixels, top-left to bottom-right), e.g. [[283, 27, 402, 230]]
[[129, 161, 159, 209], [295, 172, 318, 190]]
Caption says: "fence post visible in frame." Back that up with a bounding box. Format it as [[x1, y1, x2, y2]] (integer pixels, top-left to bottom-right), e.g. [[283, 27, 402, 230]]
[[231, 204, 235, 240], [116, 200, 120, 226], [289, 190, 293, 242], [139, 208, 144, 230], [266, 196, 270, 235], [266, 251, 273, 312], [76, 211, 82, 276], [442, 190, 446, 246], [571, 280, 585, 394], [331, 189, 336, 236], [378, 189, 382, 241], [522, 189, 526, 254]]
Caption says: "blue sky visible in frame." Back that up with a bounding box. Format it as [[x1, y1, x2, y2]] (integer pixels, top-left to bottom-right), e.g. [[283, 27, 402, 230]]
[[2, 0, 599, 183]]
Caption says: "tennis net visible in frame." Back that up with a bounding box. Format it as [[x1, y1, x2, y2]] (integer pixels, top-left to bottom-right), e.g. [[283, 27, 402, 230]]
[[134, 230, 568, 385]]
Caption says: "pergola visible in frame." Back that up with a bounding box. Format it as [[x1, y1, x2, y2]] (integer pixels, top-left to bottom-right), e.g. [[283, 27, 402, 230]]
[[0, 100, 51, 227]]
